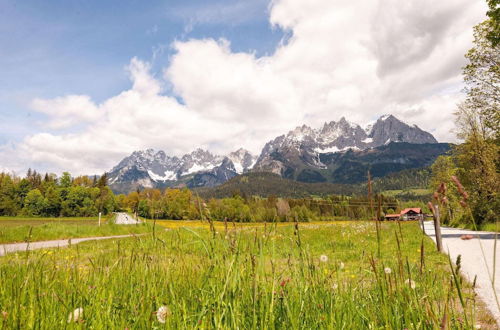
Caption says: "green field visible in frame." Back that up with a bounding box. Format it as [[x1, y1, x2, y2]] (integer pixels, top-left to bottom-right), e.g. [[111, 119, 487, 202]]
[[0, 221, 494, 328], [0, 216, 152, 244]]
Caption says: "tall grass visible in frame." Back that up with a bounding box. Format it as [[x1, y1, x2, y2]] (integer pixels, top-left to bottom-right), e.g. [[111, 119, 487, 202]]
[[0, 221, 492, 328]]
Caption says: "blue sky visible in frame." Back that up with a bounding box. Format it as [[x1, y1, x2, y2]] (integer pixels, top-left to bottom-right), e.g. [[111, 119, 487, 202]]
[[0, 0, 282, 143], [0, 0, 487, 174]]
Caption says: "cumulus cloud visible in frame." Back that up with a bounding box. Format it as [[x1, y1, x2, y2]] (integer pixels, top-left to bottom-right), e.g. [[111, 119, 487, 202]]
[[6, 0, 488, 175], [31, 95, 100, 129]]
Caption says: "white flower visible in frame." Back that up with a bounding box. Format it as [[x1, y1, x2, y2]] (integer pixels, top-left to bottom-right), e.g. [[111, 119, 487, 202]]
[[384, 267, 392, 274], [474, 325, 481, 329], [156, 305, 171, 323], [319, 255, 329, 263], [404, 279, 416, 289], [332, 283, 338, 290], [339, 262, 345, 270], [67, 307, 83, 323]]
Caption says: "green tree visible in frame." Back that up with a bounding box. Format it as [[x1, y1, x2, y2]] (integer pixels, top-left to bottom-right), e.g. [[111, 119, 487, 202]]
[[59, 172, 72, 188], [486, 0, 500, 46], [429, 156, 461, 224], [22, 189, 47, 216], [453, 9, 500, 226], [462, 21, 500, 141]]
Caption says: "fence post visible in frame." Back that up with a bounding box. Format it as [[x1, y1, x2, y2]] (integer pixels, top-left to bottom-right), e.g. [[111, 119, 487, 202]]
[[433, 205, 443, 252], [98, 212, 101, 227]]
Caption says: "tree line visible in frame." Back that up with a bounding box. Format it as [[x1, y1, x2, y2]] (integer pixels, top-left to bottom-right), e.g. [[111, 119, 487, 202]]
[[1, 169, 425, 222], [0, 170, 115, 217]]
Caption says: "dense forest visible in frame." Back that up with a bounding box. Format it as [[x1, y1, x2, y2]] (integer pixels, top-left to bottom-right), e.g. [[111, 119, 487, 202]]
[[0, 170, 115, 217]]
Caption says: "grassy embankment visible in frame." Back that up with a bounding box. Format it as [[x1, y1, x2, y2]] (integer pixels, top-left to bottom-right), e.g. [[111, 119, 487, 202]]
[[0, 215, 152, 244], [0, 221, 495, 328]]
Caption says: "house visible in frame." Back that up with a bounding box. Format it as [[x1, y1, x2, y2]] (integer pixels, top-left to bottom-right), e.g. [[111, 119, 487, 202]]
[[400, 208, 423, 221], [384, 208, 423, 221]]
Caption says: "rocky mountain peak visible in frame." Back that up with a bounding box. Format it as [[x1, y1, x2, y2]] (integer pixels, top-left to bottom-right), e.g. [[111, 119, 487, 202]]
[[107, 114, 440, 193], [368, 115, 437, 145]]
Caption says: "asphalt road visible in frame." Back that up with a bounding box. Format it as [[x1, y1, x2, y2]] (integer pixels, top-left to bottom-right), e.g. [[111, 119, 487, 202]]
[[424, 221, 500, 324], [0, 234, 138, 257]]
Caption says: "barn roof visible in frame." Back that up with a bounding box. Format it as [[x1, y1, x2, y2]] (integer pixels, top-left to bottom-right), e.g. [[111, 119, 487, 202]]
[[385, 214, 401, 218], [401, 208, 422, 214]]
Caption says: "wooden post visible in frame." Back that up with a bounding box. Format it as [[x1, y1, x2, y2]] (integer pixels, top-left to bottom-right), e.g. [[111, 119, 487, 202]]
[[420, 214, 426, 235], [98, 212, 101, 227], [433, 204, 443, 252]]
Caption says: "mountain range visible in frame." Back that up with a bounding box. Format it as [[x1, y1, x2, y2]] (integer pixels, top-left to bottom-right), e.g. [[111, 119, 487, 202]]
[[107, 114, 447, 194]]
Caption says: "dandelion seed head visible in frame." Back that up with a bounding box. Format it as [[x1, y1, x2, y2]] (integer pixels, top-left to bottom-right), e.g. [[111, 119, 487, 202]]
[[67, 307, 83, 323], [156, 305, 171, 323], [384, 267, 392, 274], [339, 262, 345, 270], [319, 255, 328, 263], [404, 279, 416, 289]]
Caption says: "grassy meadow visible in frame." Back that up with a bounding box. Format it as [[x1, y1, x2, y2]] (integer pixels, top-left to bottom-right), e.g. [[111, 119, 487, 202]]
[[0, 220, 495, 328], [0, 216, 151, 244]]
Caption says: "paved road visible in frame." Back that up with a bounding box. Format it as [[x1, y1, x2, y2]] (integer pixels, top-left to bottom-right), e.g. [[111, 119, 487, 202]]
[[0, 234, 139, 257], [114, 212, 141, 225], [424, 221, 500, 323]]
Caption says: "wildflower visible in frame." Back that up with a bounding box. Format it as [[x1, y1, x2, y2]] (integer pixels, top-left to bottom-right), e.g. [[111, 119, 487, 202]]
[[280, 278, 290, 287], [1, 311, 7, 320], [67, 307, 83, 323], [156, 305, 171, 323], [319, 255, 328, 263], [332, 283, 338, 290], [384, 267, 392, 274], [404, 279, 416, 289], [339, 262, 345, 270]]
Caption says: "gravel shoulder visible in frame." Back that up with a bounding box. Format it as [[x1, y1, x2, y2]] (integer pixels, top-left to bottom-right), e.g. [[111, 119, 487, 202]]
[[423, 221, 500, 323], [0, 234, 139, 257]]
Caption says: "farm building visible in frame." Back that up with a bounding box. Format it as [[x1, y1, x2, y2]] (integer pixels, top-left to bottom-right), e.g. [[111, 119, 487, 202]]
[[384, 214, 401, 221], [400, 208, 423, 221], [384, 208, 423, 221]]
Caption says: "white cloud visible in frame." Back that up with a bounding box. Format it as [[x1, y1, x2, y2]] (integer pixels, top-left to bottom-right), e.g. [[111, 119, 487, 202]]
[[31, 95, 100, 129], [5, 0, 488, 175]]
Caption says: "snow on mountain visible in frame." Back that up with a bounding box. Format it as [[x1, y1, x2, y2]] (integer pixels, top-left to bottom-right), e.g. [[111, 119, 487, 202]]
[[107, 114, 439, 193], [254, 114, 438, 172], [227, 148, 257, 174], [108, 147, 257, 192]]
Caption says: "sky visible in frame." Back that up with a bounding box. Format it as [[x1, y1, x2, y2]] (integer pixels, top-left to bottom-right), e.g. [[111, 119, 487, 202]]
[[0, 0, 488, 175]]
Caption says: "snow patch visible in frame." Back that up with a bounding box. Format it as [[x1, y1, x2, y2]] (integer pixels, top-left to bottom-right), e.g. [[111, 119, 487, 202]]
[[314, 146, 360, 153], [362, 137, 373, 143], [182, 163, 217, 176], [232, 162, 244, 174], [148, 170, 177, 182], [314, 146, 340, 153]]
